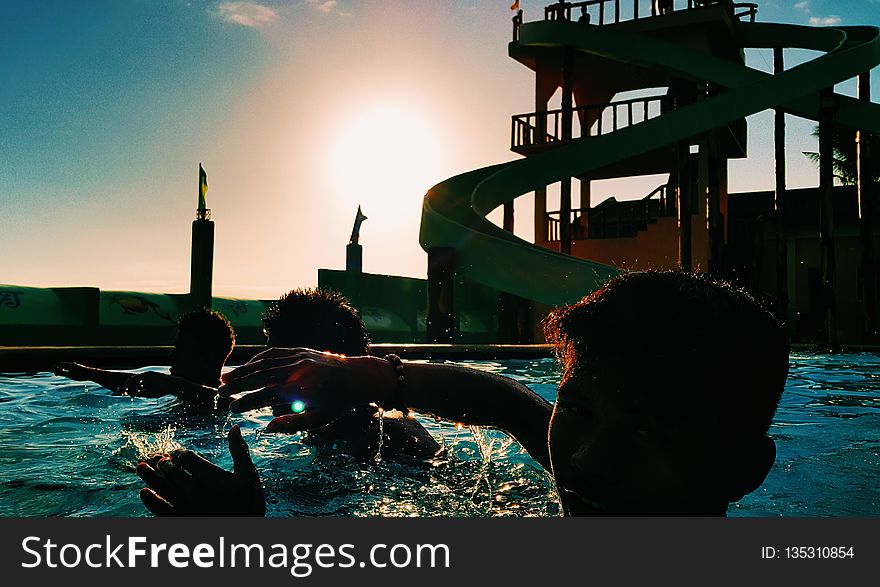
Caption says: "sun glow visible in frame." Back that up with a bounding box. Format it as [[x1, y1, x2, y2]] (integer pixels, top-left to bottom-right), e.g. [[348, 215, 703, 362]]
[[327, 105, 445, 217]]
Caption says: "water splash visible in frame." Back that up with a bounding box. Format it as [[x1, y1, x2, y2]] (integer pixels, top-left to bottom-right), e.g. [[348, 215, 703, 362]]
[[374, 409, 385, 463], [113, 425, 182, 465]]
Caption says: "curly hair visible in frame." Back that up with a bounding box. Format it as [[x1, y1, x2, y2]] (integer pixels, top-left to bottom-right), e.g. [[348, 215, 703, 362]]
[[543, 270, 789, 438], [262, 288, 369, 356], [176, 309, 235, 362]]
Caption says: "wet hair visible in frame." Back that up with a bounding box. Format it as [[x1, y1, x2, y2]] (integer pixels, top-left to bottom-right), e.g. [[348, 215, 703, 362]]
[[262, 288, 370, 356], [543, 270, 788, 439], [176, 309, 236, 363]]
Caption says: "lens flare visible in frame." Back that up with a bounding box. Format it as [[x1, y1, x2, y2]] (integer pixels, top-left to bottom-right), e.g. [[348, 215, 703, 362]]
[[291, 400, 306, 414]]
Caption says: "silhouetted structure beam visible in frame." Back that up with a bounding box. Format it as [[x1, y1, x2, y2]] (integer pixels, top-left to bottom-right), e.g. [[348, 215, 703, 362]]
[[706, 137, 724, 275], [677, 139, 692, 271], [427, 247, 456, 343], [857, 71, 877, 342], [819, 87, 839, 351], [774, 47, 789, 323], [560, 46, 574, 255]]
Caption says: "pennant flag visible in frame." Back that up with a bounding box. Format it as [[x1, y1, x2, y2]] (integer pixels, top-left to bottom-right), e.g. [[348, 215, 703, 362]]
[[198, 163, 208, 212], [510, 0, 520, 11]]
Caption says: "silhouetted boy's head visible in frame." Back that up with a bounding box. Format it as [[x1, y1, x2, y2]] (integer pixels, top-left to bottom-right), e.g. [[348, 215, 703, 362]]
[[262, 288, 369, 356], [543, 270, 788, 516], [171, 310, 236, 386]]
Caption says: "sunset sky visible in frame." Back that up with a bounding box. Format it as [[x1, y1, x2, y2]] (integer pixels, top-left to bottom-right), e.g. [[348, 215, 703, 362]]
[[2, 0, 878, 298]]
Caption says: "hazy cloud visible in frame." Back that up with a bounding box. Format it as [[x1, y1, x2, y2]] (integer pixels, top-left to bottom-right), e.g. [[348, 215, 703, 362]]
[[216, 2, 279, 27], [809, 16, 842, 26], [306, 0, 338, 13], [793, 1, 810, 11]]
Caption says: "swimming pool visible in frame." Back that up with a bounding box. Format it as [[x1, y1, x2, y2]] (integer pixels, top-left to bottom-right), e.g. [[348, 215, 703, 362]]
[[0, 353, 877, 516]]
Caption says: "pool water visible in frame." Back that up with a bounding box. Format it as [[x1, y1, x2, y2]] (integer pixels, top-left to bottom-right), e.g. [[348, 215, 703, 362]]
[[0, 354, 877, 517]]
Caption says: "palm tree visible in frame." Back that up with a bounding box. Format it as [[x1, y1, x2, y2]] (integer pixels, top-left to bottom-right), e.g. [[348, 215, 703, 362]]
[[804, 126, 879, 344], [803, 127, 879, 186]]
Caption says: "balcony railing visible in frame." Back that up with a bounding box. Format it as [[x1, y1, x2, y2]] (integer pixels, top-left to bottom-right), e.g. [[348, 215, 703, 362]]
[[511, 93, 665, 151], [545, 183, 674, 242], [513, 0, 758, 39], [547, 208, 590, 242]]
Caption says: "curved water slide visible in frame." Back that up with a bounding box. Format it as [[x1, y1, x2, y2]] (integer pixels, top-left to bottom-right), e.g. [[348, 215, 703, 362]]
[[419, 18, 880, 307]]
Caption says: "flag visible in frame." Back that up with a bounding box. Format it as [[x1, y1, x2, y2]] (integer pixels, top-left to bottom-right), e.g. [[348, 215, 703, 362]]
[[510, 0, 520, 11], [198, 163, 208, 212]]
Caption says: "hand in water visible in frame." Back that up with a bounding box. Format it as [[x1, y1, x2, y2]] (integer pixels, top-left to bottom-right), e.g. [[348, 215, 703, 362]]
[[218, 348, 386, 433], [120, 371, 173, 398], [136, 425, 265, 516]]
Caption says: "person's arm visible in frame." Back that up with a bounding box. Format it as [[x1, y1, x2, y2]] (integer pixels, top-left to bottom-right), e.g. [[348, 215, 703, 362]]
[[219, 348, 553, 470], [53, 362, 132, 393], [120, 372, 225, 409]]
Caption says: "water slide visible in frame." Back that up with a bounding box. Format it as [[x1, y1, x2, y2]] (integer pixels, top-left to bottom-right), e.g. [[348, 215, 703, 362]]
[[419, 17, 880, 308]]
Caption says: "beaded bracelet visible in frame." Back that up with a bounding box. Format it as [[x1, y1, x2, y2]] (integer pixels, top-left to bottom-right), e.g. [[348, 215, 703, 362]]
[[378, 354, 409, 416]]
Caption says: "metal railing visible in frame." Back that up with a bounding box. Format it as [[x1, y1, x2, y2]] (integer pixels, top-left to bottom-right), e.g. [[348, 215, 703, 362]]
[[544, 183, 674, 241], [513, 0, 757, 37], [587, 183, 674, 238], [547, 208, 590, 242], [732, 2, 758, 22], [512, 93, 665, 150]]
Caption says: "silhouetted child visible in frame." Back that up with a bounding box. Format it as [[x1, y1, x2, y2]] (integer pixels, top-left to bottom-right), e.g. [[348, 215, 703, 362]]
[[54, 309, 235, 408]]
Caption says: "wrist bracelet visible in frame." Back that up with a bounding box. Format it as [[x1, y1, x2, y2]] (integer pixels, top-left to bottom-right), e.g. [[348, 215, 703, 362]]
[[378, 354, 409, 416]]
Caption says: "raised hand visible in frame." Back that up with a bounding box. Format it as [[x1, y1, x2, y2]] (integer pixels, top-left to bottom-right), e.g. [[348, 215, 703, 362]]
[[136, 425, 265, 516], [218, 348, 392, 433]]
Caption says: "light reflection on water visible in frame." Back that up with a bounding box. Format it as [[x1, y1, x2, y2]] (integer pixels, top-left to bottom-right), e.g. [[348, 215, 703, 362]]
[[0, 354, 877, 517]]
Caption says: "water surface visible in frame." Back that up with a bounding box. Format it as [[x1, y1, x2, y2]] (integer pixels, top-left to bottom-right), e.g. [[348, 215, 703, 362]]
[[0, 353, 877, 516]]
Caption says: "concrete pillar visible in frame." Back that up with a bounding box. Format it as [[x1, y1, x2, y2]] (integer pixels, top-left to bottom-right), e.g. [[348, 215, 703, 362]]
[[774, 47, 789, 323], [580, 177, 591, 237], [345, 243, 363, 312], [818, 87, 839, 351], [560, 47, 574, 254], [857, 72, 877, 342], [189, 219, 214, 312], [677, 141, 693, 271], [427, 247, 456, 343], [706, 135, 724, 276]]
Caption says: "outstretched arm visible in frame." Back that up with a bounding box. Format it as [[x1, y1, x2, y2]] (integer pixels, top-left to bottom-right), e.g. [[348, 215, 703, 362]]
[[120, 371, 226, 409], [53, 362, 132, 393], [219, 349, 553, 471]]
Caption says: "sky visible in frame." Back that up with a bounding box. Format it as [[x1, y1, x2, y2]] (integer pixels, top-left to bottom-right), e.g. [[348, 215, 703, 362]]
[[1, 0, 878, 299]]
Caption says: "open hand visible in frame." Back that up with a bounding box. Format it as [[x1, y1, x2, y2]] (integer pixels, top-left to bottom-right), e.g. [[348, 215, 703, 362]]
[[136, 425, 265, 516], [218, 348, 388, 433]]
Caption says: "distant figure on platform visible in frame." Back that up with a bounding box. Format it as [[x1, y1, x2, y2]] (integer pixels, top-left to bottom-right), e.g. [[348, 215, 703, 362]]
[[578, 6, 590, 24], [54, 309, 235, 408], [138, 271, 787, 516], [655, 0, 673, 15]]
